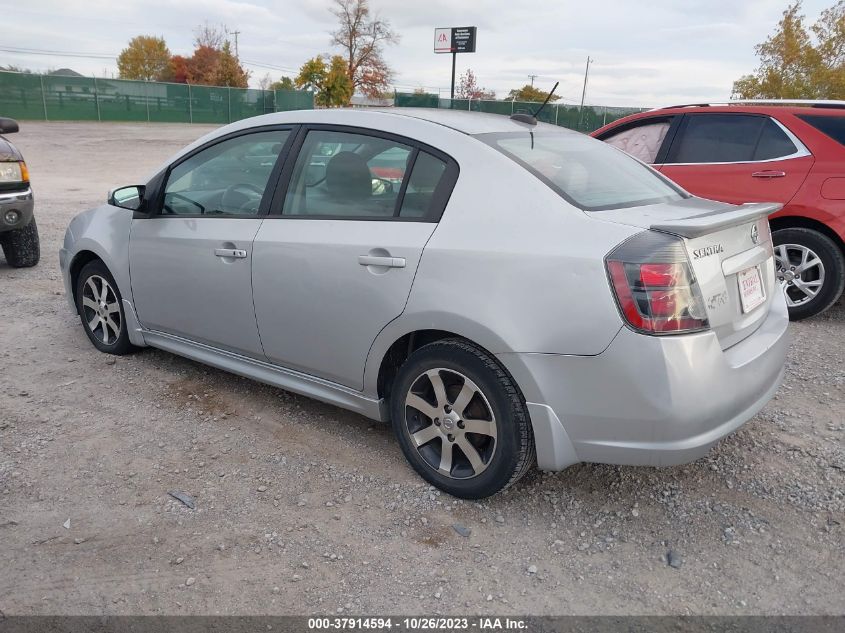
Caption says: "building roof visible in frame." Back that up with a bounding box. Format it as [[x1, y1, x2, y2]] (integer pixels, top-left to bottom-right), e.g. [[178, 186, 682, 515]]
[[49, 68, 85, 77]]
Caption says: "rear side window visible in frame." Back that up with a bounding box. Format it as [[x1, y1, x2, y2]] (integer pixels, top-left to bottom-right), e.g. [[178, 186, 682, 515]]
[[755, 119, 798, 160], [482, 131, 685, 211], [282, 130, 412, 218], [666, 114, 797, 163], [399, 152, 448, 218], [602, 119, 672, 163], [796, 114, 845, 146]]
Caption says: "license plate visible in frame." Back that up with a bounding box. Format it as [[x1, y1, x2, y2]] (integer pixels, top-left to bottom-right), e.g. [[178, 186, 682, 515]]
[[738, 266, 765, 313]]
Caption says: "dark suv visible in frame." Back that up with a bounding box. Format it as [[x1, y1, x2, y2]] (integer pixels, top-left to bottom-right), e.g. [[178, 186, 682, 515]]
[[0, 117, 38, 267]]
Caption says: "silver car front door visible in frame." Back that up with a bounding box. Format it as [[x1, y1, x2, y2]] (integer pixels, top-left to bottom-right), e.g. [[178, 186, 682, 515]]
[[129, 129, 292, 358], [252, 129, 457, 389]]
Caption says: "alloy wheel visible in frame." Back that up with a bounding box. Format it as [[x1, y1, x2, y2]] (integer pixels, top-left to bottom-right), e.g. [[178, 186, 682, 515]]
[[774, 243, 825, 307], [404, 368, 498, 479], [81, 275, 122, 345]]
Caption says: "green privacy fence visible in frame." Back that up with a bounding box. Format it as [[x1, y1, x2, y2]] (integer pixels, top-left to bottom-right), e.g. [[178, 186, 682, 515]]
[[394, 92, 648, 133], [0, 71, 313, 123]]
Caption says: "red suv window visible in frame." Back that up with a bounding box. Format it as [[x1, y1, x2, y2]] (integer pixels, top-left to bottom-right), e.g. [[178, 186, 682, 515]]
[[666, 114, 797, 164], [796, 114, 845, 146]]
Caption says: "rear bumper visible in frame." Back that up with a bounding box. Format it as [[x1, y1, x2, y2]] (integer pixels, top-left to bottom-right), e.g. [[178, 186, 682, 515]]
[[0, 187, 34, 233], [499, 292, 790, 469]]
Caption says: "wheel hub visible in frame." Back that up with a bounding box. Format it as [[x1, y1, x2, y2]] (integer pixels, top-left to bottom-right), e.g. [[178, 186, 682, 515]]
[[404, 368, 498, 480]]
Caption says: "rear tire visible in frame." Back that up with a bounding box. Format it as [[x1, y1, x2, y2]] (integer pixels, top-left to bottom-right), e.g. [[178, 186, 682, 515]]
[[75, 260, 135, 355], [772, 227, 845, 321], [390, 339, 535, 499], [1, 218, 40, 268]]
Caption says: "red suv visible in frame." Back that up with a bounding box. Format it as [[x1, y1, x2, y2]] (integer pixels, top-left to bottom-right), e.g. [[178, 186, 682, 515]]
[[592, 101, 845, 320]]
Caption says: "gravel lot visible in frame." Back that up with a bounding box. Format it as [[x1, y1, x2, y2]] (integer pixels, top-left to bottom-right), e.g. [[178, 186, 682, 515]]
[[1, 121, 843, 616]]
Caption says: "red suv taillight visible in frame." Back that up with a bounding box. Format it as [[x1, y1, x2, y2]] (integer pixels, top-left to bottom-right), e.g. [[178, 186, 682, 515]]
[[606, 231, 709, 335]]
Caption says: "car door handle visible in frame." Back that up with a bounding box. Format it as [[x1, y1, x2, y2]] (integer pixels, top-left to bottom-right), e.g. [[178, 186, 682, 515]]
[[214, 248, 248, 259], [358, 255, 406, 268], [752, 171, 786, 178]]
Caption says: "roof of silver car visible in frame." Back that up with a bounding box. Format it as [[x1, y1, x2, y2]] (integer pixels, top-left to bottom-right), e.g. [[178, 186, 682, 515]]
[[371, 107, 569, 135]]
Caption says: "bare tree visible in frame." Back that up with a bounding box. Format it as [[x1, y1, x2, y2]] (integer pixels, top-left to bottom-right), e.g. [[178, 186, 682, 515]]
[[194, 21, 227, 50], [330, 0, 399, 97], [257, 72, 273, 91]]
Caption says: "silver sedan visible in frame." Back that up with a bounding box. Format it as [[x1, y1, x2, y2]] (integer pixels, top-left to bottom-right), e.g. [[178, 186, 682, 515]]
[[60, 108, 790, 498]]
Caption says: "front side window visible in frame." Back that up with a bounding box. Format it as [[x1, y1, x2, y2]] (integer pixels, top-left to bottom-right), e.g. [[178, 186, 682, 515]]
[[282, 130, 414, 218], [603, 119, 672, 163], [482, 131, 685, 211], [162, 130, 290, 216]]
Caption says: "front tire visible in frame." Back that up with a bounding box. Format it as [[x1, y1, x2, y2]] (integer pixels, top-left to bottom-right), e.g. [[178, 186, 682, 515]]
[[773, 228, 845, 320], [1, 218, 40, 268], [75, 260, 135, 355], [390, 339, 535, 499]]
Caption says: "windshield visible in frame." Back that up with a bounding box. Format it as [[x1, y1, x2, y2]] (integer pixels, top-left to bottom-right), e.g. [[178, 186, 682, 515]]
[[480, 131, 686, 211]]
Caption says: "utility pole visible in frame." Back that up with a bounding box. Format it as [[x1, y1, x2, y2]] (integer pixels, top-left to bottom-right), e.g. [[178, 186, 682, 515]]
[[528, 74, 538, 87], [226, 28, 242, 58], [578, 56, 592, 129]]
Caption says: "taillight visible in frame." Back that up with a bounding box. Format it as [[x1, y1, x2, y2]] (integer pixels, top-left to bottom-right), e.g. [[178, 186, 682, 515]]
[[606, 231, 709, 335]]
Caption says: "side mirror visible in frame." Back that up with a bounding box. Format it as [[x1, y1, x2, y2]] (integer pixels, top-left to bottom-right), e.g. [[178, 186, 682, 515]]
[[108, 185, 145, 211], [0, 117, 20, 134]]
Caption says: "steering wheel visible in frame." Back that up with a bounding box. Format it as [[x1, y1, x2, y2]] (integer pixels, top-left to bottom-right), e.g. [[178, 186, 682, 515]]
[[221, 183, 265, 213]]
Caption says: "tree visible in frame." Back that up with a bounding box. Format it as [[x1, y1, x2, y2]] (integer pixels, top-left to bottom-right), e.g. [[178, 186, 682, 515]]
[[733, 1, 845, 99], [213, 41, 249, 87], [455, 69, 495, 99], [322, 55, 355, 106], [507, 84, 561, 103], [194, 21, 227, 50], [117, 35, 171, 81], [330, 0, 399, 97], [186, 45, 220, 85], [258, 73, 273, 90], [295, 57, 328, 92], [270, 76, 295, 90], [295, 55, 353, 106], [166, 55, 189, 83], [811, 1, 845, 96]]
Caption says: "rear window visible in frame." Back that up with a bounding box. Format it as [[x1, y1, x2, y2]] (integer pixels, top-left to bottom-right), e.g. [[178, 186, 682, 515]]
[[480, 131, 685, 211], [796, 114, 845, 146]]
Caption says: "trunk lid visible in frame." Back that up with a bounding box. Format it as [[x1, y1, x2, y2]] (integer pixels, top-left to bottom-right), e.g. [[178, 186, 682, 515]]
[[594, 197, 781, 349]]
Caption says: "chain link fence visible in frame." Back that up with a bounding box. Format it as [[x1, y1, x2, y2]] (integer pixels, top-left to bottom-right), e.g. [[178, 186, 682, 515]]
[[394, 92, 648, 133], [0, 71, 314, 124]]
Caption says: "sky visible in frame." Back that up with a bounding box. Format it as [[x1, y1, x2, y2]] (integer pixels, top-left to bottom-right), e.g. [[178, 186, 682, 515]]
[[0, 0, 836, 107]]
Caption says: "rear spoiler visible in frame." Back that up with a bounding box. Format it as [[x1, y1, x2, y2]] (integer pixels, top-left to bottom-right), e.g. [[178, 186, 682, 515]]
[[650, 202, 782, 238]]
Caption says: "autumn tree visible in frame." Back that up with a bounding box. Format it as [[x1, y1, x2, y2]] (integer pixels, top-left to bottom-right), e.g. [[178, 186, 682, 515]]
[[507, 84, 561, 103], [733, 1, 845, 99], [330, 0, 398, 97], [295, 55, 353, 106], [165, 55, 190, 83], [185, 45, 220, 85], [455, 69, 495, 99], [213, 41, 249, 87], [117, 35, 171, 81]]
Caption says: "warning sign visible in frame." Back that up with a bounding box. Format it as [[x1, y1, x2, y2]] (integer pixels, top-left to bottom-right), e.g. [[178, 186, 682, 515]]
[[434, 26, 477, 54]]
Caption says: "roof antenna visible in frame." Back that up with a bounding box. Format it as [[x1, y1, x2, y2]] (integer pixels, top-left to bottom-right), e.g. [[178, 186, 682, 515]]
[[510, 81, 559, 126]]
